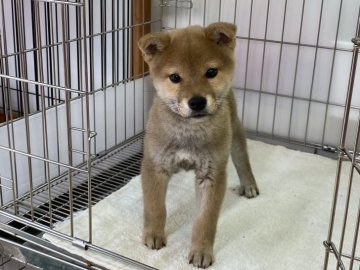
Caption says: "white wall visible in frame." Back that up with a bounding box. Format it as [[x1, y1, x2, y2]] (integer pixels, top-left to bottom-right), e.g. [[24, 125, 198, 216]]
[[0, 76, 153, 205], [158, 0, 360, 148]]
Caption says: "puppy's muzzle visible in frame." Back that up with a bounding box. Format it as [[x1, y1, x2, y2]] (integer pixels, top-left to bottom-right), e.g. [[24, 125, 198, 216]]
[[188, 96, 207, 112]]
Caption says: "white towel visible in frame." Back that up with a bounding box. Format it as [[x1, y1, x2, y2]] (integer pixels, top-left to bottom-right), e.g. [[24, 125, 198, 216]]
[[44, 139, 360, 269]]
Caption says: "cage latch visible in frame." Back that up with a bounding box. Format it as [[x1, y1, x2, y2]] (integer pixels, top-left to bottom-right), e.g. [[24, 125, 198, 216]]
[[160, 0, 193, 9], [352, 37, 360, 47], [72, 237, 89, 250], [322, 145, 337, 153]]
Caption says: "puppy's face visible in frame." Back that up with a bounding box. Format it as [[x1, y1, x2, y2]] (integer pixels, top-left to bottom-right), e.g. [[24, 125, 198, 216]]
[[139, 23, 236, 119]]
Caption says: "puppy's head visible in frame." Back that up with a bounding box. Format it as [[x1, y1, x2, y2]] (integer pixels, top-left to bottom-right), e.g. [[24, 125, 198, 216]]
[[139, 22, 236, 119]]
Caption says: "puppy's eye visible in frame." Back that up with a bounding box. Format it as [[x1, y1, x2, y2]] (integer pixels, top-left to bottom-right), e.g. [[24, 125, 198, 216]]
[[206, 68, 218, 78], [169, 73, 181, 83]]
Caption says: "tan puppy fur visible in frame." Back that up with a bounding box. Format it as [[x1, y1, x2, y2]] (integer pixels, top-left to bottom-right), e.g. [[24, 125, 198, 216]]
[[138, 22, 259, 268]]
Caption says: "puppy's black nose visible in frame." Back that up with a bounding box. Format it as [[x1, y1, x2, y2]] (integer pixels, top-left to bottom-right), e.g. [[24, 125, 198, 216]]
[[188, 96, 207, 111]]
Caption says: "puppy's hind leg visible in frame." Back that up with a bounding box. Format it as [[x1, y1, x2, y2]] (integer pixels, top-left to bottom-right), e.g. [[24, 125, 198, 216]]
[[141, 160, 169, 250], [231, 117, 259, 198]]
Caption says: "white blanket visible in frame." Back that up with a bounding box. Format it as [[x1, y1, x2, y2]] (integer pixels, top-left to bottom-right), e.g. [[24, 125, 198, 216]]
[[44, 139, 359, 269]]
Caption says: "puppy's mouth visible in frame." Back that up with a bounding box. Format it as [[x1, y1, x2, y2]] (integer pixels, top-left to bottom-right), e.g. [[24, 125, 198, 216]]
[[190, 111, 209, 119]]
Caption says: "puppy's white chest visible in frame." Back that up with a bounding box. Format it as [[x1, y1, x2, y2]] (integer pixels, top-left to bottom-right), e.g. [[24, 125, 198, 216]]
[[174, 150, 195, 166]]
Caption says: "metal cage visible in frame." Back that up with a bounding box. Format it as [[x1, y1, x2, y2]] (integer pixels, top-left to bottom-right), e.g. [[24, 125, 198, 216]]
[[323, 24, 360, 270], [0, 0, 358, 269]]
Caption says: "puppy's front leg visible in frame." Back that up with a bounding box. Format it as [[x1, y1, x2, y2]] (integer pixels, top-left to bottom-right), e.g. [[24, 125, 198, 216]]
[[189, 168, 227, 268], [141, 160, 169, 250]]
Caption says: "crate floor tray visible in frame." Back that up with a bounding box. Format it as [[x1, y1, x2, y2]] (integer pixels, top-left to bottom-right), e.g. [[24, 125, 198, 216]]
[[43, 139, 360, 270]]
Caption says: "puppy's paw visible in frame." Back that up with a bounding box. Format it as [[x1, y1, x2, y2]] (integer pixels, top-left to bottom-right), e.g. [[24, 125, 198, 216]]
[[188, 249, 214, 268], [143, 232, 166, 250], [234, 184, 259, 198]]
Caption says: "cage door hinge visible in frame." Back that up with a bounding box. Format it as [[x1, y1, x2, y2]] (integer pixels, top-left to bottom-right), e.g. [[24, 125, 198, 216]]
[[323, 241, 346, 270], [72, 237, 89, 250], [160, 0, 193, 9]]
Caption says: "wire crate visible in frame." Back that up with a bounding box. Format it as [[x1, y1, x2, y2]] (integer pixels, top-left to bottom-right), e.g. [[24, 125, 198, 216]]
[[0, 0, 358, 269]]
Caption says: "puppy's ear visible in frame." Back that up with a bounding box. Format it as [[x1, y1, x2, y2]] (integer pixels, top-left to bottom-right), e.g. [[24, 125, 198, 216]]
[[138, 33, 170, 61], [205, 22, 237, 49]]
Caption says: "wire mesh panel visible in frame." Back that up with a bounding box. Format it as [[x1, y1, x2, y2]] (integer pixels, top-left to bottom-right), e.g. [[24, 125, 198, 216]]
[[0, 1, 157, 267], [0, 0, 93, 239], [323, 21, 360, 270]]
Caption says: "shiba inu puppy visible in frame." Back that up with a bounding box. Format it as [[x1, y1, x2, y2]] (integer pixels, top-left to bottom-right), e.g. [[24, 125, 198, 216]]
[[138, 22, 259, 268]]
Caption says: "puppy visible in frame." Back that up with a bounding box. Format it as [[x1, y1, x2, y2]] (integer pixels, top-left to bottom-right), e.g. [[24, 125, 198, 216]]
[[138, 22, 259, 268]]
